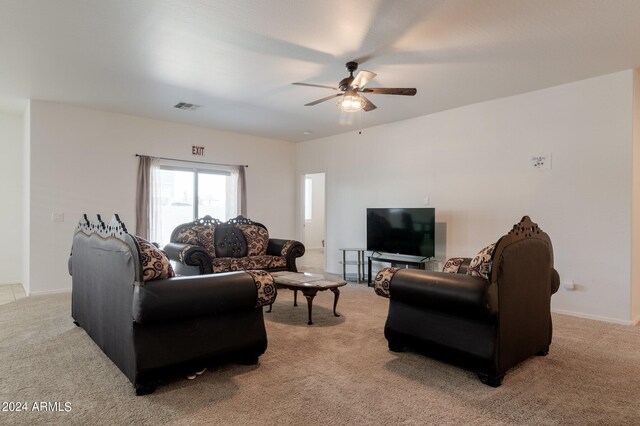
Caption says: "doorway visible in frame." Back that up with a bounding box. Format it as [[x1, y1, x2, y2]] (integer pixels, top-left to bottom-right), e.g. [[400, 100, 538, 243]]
[[301, 172, 326, 273]]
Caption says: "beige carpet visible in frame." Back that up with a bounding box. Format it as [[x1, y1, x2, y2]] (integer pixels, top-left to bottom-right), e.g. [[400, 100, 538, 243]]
[[1, 284, 639, 425]]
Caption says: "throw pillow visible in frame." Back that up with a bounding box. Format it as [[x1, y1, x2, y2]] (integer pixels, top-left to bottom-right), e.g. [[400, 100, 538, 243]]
[[195, 226, 217, 259], [135, 236, 176, 281], [442, 257, 466, 274], [467, 243, 496, 280], [174, 227, 198, 245], [238, 224, 269, 256]]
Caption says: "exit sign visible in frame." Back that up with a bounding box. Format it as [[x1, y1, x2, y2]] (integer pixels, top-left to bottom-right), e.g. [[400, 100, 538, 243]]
[[192, 146, 205, 156]]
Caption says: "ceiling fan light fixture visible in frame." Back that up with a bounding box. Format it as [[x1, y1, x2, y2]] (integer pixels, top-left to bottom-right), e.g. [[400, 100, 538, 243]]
[[338, 91, 363, 112]]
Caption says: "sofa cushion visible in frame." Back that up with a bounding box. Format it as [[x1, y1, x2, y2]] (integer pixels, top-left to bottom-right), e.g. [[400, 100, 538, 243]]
[[214, 225, 249, 258], [238, 224, 269, 256], [135, 236, 175, 281], [467, 243, 496, 280], [195, 226, 216, 259], [212, 255, 287, 273]]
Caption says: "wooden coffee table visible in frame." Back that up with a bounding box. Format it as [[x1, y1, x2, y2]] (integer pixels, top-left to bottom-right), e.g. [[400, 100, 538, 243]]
[[268, 271, 347, 325]]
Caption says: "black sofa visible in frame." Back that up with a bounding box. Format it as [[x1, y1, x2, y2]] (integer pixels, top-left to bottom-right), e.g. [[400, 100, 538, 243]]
[[69, 214, 276, 395], [164, 215, 305, 276], [374, 216, 560, 386]]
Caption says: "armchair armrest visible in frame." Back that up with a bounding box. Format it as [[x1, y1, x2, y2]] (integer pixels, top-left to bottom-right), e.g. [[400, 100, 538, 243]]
[[390, 269, 495, 320], [267, 238, 305, 272], [163, 242, 213, 274], [551, 268, 560, 294], [133, 272, 259, 324]]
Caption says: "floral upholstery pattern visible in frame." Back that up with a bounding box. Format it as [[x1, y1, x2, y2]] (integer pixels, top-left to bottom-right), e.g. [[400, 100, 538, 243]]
[[279, 240, 296, 257], [211, 255, 287, 273], [245, 270, 277, 307], [211, 258, 231, 273], [135, 236, 175, 282], [374, 267, 400, 298], [195, 226, 216, 259], [467, 243, 496, 280], [443, 257, 467, 274], [179, 244, 196, 263], [175, 225, 216, 258], [237, 224, 269, 256], [174, 227, 198, 245]]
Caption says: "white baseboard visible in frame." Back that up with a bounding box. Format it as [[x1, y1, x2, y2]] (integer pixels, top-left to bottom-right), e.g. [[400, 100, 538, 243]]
[[552, 308, 634, 326], [29, 288, 72, 296]]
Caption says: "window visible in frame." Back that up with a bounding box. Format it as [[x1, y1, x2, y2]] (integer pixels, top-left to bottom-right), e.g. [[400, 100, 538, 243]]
[[152, 162, 238, 245], [304, 176, 312, 222]]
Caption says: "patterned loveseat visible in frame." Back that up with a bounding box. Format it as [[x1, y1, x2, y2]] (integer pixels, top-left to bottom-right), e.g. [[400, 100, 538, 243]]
[[163, 215, 305, 276]]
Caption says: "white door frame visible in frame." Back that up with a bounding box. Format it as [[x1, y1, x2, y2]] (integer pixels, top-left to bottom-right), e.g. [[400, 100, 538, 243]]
[[300, 171, 327, 269]]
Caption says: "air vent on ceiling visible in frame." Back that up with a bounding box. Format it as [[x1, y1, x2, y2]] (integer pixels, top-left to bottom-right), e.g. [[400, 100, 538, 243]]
[[174, 102, 201, 111]]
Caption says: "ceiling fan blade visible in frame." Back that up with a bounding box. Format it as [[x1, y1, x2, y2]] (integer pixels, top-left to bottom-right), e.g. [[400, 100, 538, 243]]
[[292, 82, 340, 91], [304, 93, 342, 106], [351, 70, 377, 89], [361, 88, 417, 96], [360, 95, 377, 112]]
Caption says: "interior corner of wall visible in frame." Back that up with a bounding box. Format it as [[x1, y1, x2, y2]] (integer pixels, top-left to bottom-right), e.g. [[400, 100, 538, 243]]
[[22, 99, 31, 296]]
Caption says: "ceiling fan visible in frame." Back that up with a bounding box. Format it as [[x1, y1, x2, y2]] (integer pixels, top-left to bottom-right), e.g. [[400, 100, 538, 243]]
[[292, 61, 417, 112]]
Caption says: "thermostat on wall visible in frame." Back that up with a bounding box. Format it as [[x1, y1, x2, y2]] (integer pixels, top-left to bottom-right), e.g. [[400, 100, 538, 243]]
[[530, 154, 552, 170]]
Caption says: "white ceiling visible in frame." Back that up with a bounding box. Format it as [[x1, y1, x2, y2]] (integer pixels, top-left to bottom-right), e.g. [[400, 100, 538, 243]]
[[2, 0, 640, 142]]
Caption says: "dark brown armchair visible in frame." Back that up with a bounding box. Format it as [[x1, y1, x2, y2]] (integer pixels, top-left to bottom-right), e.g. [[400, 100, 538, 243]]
[[374, 216, 560, 387]]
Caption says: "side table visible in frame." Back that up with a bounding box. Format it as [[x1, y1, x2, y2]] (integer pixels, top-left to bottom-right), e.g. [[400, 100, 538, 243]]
[[339, 248, 366, 283]]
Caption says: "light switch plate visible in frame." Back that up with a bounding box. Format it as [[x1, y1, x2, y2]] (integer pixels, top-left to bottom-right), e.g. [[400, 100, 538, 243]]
[[51, 212, 64, 223]]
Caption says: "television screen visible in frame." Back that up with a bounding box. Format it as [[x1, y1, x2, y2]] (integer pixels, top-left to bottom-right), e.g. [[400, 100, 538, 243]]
[[367, 208, 435, 258]]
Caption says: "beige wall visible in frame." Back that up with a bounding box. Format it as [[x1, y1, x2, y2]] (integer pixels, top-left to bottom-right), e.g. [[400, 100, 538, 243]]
[[298, 70, 635, 324], [26, 101, 296, 294], [632, 69, 640, 325], [0, 111, 23, 285]]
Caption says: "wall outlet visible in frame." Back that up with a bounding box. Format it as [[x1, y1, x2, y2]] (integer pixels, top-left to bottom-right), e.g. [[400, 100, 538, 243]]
[[51, 212, 64, 223], [563, 280, 575, 290], [423, 196, 430, 206]]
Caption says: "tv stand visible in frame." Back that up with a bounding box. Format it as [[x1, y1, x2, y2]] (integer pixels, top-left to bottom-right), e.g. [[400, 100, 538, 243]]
[[367, 253, 435, 286]]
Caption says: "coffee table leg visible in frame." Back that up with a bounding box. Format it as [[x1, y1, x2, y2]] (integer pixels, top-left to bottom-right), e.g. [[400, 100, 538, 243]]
[[293, 290, 298, 306], [302, 290, 318, 325], [330, 288, 341, 317], [267, 303, 273, 313]]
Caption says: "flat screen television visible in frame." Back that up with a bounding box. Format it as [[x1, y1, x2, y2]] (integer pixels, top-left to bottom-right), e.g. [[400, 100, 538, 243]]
[[367, 208, 435, 258]]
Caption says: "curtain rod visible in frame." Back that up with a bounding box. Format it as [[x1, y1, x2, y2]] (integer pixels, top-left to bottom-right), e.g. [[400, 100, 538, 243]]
[[135, 154, 248, 168]]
